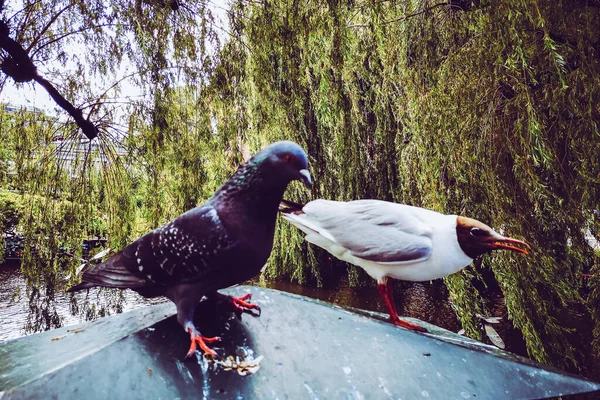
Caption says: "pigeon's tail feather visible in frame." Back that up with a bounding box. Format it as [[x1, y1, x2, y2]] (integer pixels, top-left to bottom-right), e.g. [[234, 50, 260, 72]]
[[69, 252, 147, 291], [279, 199, 305, 215], [67, 281, 97, 292]]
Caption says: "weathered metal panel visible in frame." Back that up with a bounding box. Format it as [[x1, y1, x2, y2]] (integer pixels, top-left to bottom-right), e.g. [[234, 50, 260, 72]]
[[0, 286, 598, 400]]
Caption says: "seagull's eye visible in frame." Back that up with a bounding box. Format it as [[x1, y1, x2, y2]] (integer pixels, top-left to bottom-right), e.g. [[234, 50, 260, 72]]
[[470, 228, 486, 237]]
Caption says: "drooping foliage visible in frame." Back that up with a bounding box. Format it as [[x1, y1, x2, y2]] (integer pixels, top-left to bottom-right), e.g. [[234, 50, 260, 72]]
[[214, 0, 600, 376], [0, 0, 230, 332], [1, 0, 599, 380]]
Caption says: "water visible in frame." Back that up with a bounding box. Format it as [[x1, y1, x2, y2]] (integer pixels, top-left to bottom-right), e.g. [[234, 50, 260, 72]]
[[0, 261, 460, 342], [0, 263, 27, 341], [0, 261, 168, 342], [261, 279, 461, 333]]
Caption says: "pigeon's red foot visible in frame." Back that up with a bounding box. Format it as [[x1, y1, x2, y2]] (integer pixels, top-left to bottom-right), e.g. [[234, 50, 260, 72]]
[[391, 318, 428, 333], [186, 328, 221, 359], [230, 293, 261, 315]]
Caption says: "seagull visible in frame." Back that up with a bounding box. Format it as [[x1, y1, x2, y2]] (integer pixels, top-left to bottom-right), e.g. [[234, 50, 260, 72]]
[[69, 141, 312, 358], [279, 199, 529, 332]]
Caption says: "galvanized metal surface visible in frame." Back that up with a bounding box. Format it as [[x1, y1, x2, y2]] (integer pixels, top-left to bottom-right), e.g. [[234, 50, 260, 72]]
[[0, 286, 598, 400]]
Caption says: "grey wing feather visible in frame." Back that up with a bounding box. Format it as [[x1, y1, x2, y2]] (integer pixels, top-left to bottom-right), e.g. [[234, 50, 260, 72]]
[[303, 199, 433, 263]]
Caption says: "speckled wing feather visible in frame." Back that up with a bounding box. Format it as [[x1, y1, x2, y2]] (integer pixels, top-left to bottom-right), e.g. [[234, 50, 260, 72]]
[[301, 199, 433, 263], [79, 205, 238, 288]]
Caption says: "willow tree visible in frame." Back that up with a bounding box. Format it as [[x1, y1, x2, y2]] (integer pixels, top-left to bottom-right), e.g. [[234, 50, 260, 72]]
[[2, 0, 600, 381], [0, 0, 234, 332], [209, 0, 600, 378]]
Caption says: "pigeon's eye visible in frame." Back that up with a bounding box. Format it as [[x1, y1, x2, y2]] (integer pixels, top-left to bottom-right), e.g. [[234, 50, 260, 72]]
[[284, 154, 293, 163], [470, 228, 485, 237]]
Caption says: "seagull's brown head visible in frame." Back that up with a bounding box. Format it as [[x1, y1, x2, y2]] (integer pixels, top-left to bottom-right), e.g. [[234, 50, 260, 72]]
[[456, 216, 530, 259]]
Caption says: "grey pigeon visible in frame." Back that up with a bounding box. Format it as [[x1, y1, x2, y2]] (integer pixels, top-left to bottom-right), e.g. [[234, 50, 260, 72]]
[[69, 141, 312, 358], [280, 199, 529, 332]]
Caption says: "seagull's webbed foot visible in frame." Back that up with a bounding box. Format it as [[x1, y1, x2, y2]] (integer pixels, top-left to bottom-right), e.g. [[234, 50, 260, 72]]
[[212, 292, 261, 317], [391, 318, 428, 333], [185, 325, 221, 359]]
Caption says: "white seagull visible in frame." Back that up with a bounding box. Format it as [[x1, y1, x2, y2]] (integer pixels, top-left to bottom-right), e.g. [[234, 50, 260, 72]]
[[280, 199, 530, 332]]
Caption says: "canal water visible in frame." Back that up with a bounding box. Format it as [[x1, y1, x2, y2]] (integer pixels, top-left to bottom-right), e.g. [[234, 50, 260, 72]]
[[0, 261, 460, 342], [0, 261, 169, 342]]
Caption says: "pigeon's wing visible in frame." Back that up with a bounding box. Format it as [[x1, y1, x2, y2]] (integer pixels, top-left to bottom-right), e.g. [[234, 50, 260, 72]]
[[74, 250, 148, 289], [80, 205, 238, 288], [301, 199, 433, 264]]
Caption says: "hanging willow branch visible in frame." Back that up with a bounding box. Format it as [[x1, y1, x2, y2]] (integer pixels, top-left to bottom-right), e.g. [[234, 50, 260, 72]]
[[348, 1, 485, 28], [218, 0, 600, 378], [0, 20, 98, 139]]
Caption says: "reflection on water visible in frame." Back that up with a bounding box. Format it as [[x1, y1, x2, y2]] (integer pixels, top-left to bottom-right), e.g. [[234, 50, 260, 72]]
[[1, 260, 460, 342], [0, 263, 27, 342], [258, 279, 461, 333], [0, 261, 167, 342]]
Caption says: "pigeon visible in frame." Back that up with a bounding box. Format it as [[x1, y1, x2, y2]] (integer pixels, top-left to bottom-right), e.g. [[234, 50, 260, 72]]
[[279, 199, 529, 332], [69, 141, 312, 358]]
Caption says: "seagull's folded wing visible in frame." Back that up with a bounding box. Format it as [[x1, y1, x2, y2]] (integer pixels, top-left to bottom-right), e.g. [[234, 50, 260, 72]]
[[302, 199, 433, 264]]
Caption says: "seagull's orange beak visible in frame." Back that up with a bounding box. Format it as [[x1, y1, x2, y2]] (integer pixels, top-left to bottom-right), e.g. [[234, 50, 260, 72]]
[[492, 237, 531, 255]]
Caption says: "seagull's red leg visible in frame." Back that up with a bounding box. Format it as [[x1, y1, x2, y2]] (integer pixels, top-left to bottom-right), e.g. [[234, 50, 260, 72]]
[[185, 326, 221, 359], [377, 277, 400, 320], [377, 277, 427, 333]]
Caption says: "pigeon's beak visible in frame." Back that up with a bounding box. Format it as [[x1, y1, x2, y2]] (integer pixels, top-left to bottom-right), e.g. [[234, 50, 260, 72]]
[[299, 169, 312, 189]]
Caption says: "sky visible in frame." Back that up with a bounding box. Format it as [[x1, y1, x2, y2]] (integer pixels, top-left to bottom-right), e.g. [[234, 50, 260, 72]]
[[1, 81, 57, 114]]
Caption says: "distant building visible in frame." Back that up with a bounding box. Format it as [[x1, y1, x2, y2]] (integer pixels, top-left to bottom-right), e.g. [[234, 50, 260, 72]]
[[52, 135, 128, 177], [2, 104, 43, 114], [2, 103, 128, 178]]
